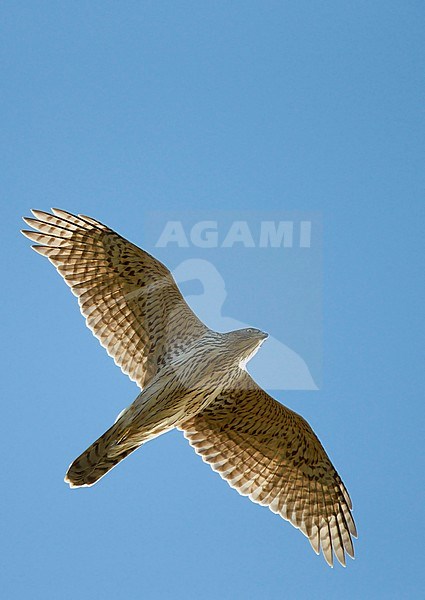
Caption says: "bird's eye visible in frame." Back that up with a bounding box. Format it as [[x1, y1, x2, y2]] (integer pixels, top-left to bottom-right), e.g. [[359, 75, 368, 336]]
[[246, 328, 253, 333]]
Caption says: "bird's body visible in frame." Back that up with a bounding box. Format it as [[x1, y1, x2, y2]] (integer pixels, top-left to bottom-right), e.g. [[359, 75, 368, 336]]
[[67, 329, 266, 486], [22, 208, 357, 567]]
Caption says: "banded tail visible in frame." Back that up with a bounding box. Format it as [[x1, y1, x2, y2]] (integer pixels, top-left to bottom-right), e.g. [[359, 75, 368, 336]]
[[65, 424, 141, 488]]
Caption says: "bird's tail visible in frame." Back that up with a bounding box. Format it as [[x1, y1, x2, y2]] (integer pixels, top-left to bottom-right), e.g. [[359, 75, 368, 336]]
[[65, 424, 141, 488]]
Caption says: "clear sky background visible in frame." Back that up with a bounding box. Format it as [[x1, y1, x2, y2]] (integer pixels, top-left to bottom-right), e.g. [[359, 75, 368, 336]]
[[2, 2, 424, 599]]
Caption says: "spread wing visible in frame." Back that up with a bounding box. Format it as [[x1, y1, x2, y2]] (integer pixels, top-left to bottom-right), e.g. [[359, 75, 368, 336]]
[[179, 372, 356, 567], [22, 209, 208, 388]]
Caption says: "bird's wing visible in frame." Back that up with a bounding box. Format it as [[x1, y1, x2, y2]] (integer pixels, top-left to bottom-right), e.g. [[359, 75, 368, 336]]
[[22, 209, 208, 389], [178, 372, 356, 567]]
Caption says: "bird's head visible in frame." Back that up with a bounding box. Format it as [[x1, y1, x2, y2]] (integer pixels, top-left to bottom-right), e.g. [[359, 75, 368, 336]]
[[226, 327, 268, 370]]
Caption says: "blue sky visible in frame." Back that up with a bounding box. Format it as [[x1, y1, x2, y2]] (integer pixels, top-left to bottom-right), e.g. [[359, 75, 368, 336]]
[[2, 2, 424, 598]]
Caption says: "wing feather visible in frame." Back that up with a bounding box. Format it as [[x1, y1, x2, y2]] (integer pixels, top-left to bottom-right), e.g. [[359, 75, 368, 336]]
[[179, 372, 356, 567], [22, 209, 208, 388]]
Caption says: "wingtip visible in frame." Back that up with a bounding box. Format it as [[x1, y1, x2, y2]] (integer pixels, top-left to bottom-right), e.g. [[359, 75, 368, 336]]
[[337, 553, 347, 568], [22, 216, 35, 227], [51, 207, 67, 216]]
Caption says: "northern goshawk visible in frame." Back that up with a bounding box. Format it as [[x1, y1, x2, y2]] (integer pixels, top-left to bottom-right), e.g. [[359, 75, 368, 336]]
[[22, 209, 356, 567]]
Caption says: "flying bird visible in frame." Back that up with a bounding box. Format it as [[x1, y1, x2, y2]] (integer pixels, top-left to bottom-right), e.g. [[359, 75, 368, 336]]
[[21, 209, 356, 567]]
